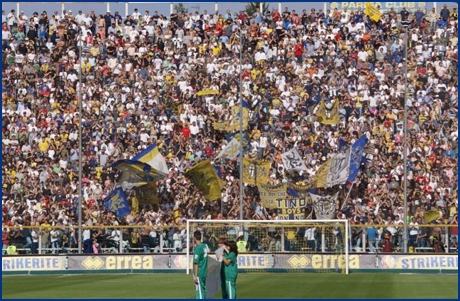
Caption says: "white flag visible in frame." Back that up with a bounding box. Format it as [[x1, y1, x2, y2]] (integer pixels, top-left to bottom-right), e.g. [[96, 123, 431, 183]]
[[325, 148, 351, 187], [281, 148, 307, 172], [310, 192, 339, 219], [216, 138, 241, 160]]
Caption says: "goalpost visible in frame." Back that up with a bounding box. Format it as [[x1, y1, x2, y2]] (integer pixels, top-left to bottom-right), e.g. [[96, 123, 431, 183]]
[[186, 219, 349, 274]]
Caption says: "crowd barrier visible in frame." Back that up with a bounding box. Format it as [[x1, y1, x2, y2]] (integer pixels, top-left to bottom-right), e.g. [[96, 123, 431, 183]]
[[3, 224, 457, 255]]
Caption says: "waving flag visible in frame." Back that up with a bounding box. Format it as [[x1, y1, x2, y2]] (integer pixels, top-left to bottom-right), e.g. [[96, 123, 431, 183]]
[[112, 160, 167, 188], [112, 143, 168, 189], [185, 160, 222, 201], [132, 143, 168, 174], [133, 181, 159, 206], [347, 135, 368, 182], [281, 148, 307, 172], [230, 106, 250, 131], [364, 2, 382, 22], [424, 208, 441, 223], [242, 158, 271, 185], [104, 187, 130, 218], [312, 157, 331, 188], [312, 135, 368, 188], [316, 99, 339, 125], [216, 137, 241, 160], [326, 148, 351, 187]]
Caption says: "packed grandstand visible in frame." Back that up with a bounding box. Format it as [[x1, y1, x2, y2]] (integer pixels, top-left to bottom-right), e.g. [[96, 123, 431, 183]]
[[1, 3, 458, 255]]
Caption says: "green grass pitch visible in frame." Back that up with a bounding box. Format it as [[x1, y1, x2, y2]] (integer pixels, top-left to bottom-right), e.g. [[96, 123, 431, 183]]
[[2, 273, 458, 299]]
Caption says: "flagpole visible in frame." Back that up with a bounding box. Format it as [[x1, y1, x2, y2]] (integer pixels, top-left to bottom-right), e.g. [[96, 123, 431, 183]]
[[77, 35, 83, 254], [238, 26, 244, 220], [402, 20, 410, 253], [341, 182, 355, 211]]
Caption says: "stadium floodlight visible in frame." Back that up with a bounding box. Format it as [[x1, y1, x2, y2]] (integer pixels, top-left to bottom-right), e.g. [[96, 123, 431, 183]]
[[186, 219, 350, 275]]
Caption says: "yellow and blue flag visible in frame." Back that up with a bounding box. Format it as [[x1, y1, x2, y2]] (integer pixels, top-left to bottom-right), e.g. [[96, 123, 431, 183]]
[[104, 187, 130, 218], [184, 160, 222, 201], [132, 143, 169, 174], [112, 160, 166, 187], [112, 143, 168, 188]]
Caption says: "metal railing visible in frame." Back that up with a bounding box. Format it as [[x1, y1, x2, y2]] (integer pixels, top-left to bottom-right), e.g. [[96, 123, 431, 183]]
[[3, 224, 457, 255]]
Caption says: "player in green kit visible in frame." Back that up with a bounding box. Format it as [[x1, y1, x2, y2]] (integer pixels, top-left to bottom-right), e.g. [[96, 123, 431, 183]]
[[222, 240, 238, 299], [193, 230, 209, 299], [216, 237, 228, 299]]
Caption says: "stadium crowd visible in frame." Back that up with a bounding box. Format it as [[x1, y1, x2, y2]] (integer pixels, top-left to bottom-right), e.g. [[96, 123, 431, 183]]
[[1, 3, 458, 255]]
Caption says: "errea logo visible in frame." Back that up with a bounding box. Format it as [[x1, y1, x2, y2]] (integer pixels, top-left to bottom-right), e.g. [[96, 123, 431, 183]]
[[287, 255, 311, 268], [82, 257, 104, 270]]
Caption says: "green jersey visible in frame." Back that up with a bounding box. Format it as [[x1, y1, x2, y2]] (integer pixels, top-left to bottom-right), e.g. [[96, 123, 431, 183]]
[[193, 242, 209, 278], [223, 251, 238, 282]]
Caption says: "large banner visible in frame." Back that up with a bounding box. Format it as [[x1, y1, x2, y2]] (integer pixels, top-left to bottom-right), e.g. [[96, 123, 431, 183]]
[[373, 254, 458, 270], [258, 183, 288, 209], [276, 198, 310, 220], [328, 2, 432, 13], [2, 256, 65, 271], [68, 255, 156, 270], [3, 254, 457, 273]]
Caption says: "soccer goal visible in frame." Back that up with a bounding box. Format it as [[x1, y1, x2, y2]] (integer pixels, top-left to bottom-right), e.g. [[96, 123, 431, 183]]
[[186, 219, 349, 274]]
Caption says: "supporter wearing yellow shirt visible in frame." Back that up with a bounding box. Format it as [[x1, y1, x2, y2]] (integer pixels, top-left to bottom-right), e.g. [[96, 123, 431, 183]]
[[211, 43, 221, 56], [250, 68, 261, 80], [385, 109, 397, 122], [60, 133, 68, 143], [82, 61, 91, 73], [372, 124, 384, 137], [165, 72, 175, 84], [38, 139, 49, 152], [251, 128, 261, 140], [198, 44, 207, 55], [356, 95, 363, 114], [418, 111, 428, 124], [41, 63, 49, 73]]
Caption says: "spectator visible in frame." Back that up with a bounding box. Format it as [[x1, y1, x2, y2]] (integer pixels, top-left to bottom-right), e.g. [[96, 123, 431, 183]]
[[1, 3, 457, 256]]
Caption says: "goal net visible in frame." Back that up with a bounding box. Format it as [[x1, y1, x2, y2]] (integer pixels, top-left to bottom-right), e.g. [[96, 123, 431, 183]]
[[186, 219, 349, 274]]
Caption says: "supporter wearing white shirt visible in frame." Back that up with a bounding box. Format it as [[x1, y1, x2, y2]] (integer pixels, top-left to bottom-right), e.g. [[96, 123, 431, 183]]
[[190, 121, 200, 136], [254, 49, 267, 62], [129, 26, 139, 42], [6, 10, 16, 27], [67, 72, 78, 83], [340, 11, 350, 24], [107, 56, 118, 70], [75, 11, 85, 24], [357, 50, 368, 62], [131, 9, 141, 20]]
